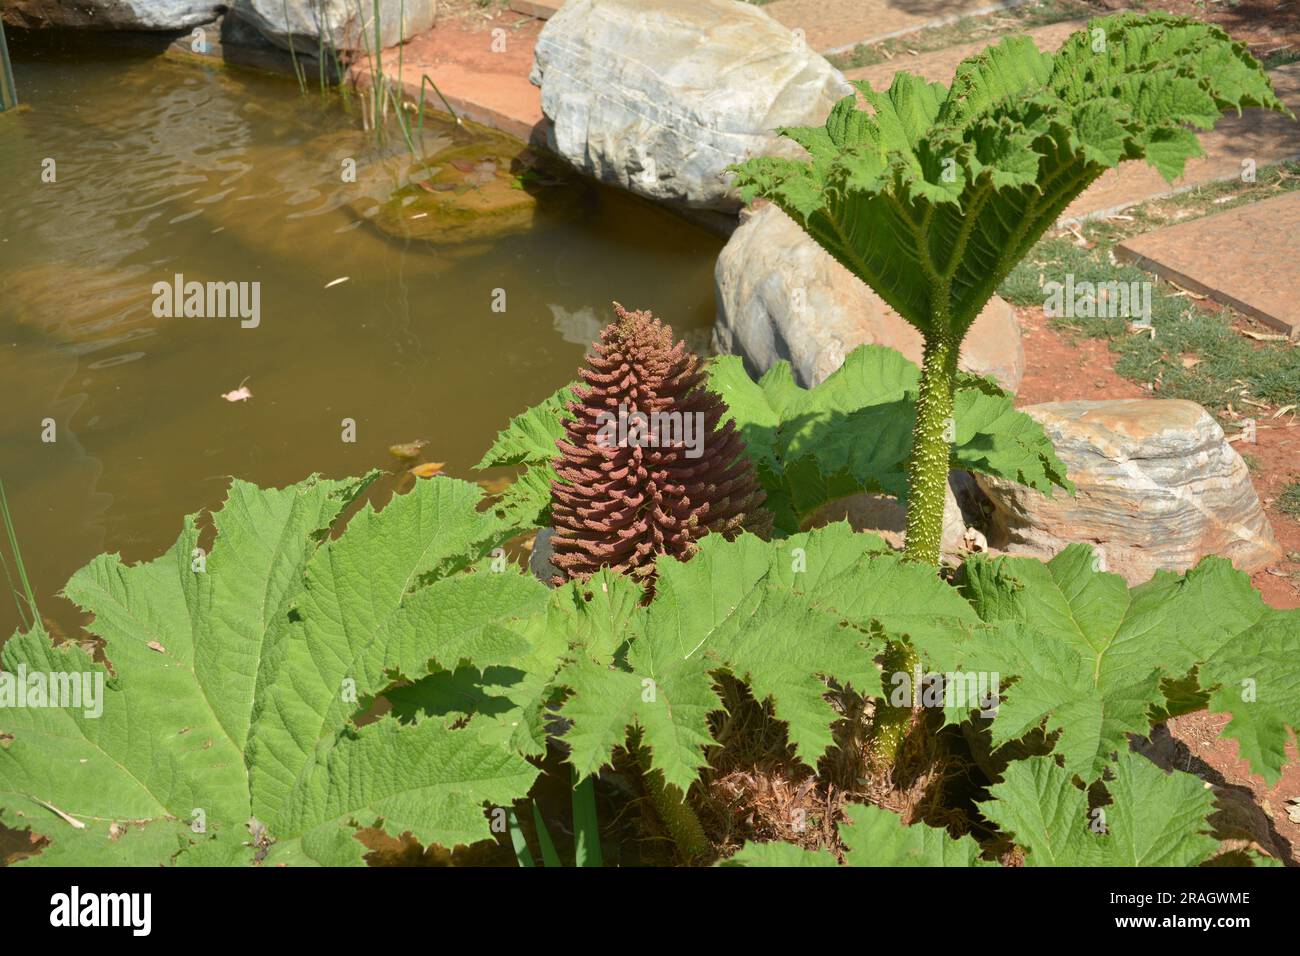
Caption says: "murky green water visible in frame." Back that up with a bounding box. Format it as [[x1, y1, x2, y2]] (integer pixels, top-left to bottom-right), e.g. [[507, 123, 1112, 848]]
[[0, 35, 723, 640]]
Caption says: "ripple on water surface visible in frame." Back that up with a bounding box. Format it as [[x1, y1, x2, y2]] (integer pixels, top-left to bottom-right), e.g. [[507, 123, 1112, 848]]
[[0, 38, 724, 639]]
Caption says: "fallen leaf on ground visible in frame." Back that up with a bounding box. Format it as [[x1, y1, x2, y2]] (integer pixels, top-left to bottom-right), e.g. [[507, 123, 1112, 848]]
[[1168, 281, 1206, 299], [1241, 329, 1287, 342]]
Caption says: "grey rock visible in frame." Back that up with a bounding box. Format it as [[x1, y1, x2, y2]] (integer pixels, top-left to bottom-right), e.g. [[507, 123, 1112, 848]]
[[529, 0, 852, 212], [2, 0, 434, 49], [529, 527, 559, 584], [976, 399, 1283, 584], [232, 0, 436, 53], [802, 480, 973, 562], [4, 0, 222, 30], [714, 203, 1025, 391]]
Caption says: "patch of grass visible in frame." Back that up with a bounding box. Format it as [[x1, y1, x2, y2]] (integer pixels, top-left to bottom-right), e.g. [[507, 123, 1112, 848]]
[[1000, 163, 1300, 418], [1279, 482, 1300, 519], [1082, 162, 1300, 245], [1260, 48, 1300, 71], [828, 0, 1100, 72]]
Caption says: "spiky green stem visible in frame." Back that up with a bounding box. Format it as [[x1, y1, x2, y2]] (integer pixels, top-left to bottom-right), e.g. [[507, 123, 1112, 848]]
[[871, 641, 919, 771], [904, 332, 958, 565], [637, 747, 709, 864], [872, 332, 957, 767]]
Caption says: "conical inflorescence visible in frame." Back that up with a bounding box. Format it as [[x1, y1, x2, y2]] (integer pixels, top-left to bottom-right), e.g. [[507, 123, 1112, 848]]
[[549, 304, 769, 587]]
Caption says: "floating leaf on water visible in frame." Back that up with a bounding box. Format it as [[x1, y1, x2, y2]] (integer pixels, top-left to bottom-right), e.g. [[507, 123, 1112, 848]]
[[388, 439, 428, 460], [409, 462, 446, 479]]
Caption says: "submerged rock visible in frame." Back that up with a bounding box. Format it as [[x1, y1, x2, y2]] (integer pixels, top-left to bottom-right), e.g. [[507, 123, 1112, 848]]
[[714, 203, 1025, 391], [361, 139, 588, 245], [976, 399, 1283, 584], [530, 0, 851, 213], [1, 262, 159, 352]]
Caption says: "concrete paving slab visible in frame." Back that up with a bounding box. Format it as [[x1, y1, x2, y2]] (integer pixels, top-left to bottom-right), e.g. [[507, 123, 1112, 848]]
[[359, 13, 545, 142], [509, 0, 564, 19], [764, 0, 1034, 54], [1116, 190, 1300, 339], [843, 18, 1086, 88]]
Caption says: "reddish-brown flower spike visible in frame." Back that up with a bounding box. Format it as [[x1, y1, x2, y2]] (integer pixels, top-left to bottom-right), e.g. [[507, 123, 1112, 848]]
[[549, 303, 771, 589]]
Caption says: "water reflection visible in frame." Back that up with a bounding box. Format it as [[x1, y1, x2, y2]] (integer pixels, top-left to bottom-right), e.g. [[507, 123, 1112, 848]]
[[0, 38, 723, 640]]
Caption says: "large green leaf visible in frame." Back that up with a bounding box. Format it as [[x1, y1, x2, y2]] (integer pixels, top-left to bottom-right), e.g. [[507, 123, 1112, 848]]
[[555, 526, 980, 787], [732, 13, 1288, 337], [981, 749, 1219, 866], [474, 384, 574, 529], [709, 347, 1071, 532], [960, 545, 1300, 783], [0, 476, 545, 865], [723, 802, 987, 866], [474, 385, 574, 469]]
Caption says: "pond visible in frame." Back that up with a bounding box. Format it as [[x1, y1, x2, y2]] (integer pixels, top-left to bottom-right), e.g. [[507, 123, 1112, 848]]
[[0, 33, 724, 641]]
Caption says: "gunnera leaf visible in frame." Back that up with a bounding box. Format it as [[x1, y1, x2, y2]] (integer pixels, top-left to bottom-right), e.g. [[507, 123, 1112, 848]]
[[722, 803, 988, 867], [981, 749, 1221, 866], [555, 524, 980, 791], [730, 12, 1288, 339], [956, 545, 1300, 784], [0, 474, 545, 866]]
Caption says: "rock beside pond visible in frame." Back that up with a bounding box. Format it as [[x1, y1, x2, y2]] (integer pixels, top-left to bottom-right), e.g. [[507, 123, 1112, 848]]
[[976, 399, 1283, 584], [360, 139, 588, 245], [3, 0, 220, 30], [232, 0, 436, 52], [714, 203, 1025, 391], [530, 0, 852, 213]]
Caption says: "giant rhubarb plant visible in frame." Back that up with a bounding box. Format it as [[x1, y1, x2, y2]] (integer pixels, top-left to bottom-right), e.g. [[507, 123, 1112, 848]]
[[4, 474, 1296, 866], [730, 11, 1288, 567], [548, 304, 769, 587]]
